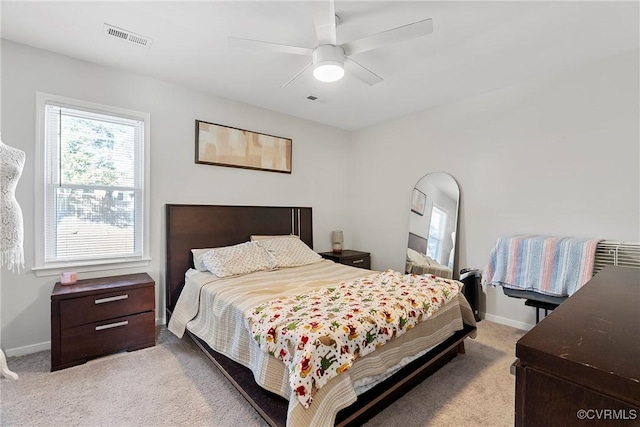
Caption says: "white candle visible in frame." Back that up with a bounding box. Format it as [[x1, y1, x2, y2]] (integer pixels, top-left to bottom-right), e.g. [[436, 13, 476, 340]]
[[60, 271, 77, 285]]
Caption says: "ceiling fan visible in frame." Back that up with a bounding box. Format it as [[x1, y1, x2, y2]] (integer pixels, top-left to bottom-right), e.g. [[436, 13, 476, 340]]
[[228, 1, 433, 87]]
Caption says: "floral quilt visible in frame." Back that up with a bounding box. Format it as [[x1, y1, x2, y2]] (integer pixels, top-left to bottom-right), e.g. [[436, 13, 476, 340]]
[[244, 269, 462, 408]]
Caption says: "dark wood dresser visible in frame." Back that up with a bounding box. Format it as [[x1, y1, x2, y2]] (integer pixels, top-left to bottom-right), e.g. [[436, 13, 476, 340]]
[[51, 273, 156, 371], [515, 266, 640, 426], [319, 250, 371, 269]]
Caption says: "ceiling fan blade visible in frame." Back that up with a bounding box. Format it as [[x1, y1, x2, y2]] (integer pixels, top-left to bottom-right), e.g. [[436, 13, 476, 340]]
[[283, 62, 313, 88], [228, 37, 313, 56], [344, 58, 383, 86], [310, 0, 337, 45], [341, 18, 433, 57]]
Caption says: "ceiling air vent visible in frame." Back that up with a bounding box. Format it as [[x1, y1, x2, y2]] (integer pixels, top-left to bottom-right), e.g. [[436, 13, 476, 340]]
[[103, 24, 153, 48], [305, 94, 329, 103]]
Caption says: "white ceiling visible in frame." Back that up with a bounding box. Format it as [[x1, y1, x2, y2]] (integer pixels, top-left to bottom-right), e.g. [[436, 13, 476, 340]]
[[2, 1, 638, 131]]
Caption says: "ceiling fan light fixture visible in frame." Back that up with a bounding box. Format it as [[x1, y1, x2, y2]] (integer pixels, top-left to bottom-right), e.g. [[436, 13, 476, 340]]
[[313, 62, 344, 82], [312, 44, 345, 83]]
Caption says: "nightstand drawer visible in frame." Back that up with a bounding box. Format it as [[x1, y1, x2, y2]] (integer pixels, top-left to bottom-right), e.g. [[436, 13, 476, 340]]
[[342, 257, 371, 269], [60, 286, 155, 329], [319, 250, 371, 270], [60, 311, 155, 364]]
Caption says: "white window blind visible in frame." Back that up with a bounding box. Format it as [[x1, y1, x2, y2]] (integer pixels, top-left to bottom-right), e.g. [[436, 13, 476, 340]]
[[43, 103, 144, 264], [427, 206, 447, 263]]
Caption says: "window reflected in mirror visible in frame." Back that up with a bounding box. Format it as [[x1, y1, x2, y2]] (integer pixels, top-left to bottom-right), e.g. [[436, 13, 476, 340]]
[[427, 205, 446, 262]]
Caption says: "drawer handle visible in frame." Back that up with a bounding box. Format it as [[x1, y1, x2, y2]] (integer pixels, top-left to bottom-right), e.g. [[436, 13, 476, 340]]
[[510, 358, 519, 376], [352, 259, 364, 264], [95, 294, 128, 304], [95, 320, 129, 331]]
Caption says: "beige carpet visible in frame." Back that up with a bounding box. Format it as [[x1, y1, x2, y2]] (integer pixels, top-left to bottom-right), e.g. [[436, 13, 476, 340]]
[[0, 320, 525, 427]]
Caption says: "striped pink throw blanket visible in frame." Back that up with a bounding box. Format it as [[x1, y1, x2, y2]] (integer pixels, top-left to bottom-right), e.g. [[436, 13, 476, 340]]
[[483, 235, 601, 297]]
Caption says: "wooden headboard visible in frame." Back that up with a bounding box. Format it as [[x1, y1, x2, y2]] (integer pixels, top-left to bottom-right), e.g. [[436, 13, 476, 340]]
[[165, 204, 313, 315]]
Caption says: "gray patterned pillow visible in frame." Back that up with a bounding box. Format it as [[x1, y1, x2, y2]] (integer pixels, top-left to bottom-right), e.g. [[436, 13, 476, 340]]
[[256, 237, 322, 268], [200, 242, 273, 277]]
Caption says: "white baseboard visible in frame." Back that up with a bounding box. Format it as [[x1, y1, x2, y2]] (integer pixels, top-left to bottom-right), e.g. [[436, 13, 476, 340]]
[[6, 317, 166, 358], [5, 341, 51, 357], [482, 312, 534, 331]]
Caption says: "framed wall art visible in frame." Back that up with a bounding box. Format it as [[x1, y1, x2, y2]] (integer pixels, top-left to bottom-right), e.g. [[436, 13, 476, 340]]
[[195, 120, 292, 173], [411, 188, 427, 215]]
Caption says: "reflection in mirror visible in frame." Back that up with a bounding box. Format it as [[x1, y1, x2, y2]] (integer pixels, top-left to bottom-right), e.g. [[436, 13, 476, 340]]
[[406, 172, 460, 280]]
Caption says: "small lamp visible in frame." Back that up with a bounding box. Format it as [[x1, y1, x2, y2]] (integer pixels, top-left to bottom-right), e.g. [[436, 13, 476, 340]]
[[331, 230, 344, 253]]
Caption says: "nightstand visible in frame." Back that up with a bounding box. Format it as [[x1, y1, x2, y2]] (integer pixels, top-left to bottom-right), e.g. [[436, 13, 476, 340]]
[[51, 273, 156, 371], [319, 250, 371, 269]]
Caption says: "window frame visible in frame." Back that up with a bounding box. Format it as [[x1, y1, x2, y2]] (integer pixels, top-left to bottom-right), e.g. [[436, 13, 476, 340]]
[[33, 92, 151, 277]]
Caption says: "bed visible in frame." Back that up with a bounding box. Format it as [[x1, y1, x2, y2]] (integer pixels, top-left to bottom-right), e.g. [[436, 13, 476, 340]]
[[165, 204, 477, 426], [406, 233, 453, 279]]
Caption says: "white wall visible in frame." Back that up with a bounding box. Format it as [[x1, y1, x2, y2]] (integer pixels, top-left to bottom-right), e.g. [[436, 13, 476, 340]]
[[0, 40, 353, 354], [2, 40, 638, 354], [349, 50, 640, 330]]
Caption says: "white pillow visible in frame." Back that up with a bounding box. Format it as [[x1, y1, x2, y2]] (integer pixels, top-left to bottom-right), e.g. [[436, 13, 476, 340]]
[[191, 248, 213, 271], [407, 248, 432, 266], [256, 237, 321, 268], [250, 234, 300, 242], [200, 242, 274, 278], [425, 255, 439, 266]]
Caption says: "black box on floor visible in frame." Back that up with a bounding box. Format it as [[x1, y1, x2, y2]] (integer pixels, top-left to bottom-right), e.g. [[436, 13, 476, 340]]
[[460, 269, 482, 322]]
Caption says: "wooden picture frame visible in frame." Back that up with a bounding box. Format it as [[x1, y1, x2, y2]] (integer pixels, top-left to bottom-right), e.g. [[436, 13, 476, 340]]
[[411, 188, 427, 215], [195, 120, 292, 174]]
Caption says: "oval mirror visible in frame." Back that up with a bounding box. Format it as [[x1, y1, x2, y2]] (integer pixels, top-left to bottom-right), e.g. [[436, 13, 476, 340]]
[[406, 172, 460, 279]]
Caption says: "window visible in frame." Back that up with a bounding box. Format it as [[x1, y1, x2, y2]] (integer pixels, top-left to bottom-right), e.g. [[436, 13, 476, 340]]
[[426, 206, 447, 263], [34, 93, 150, 275]]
